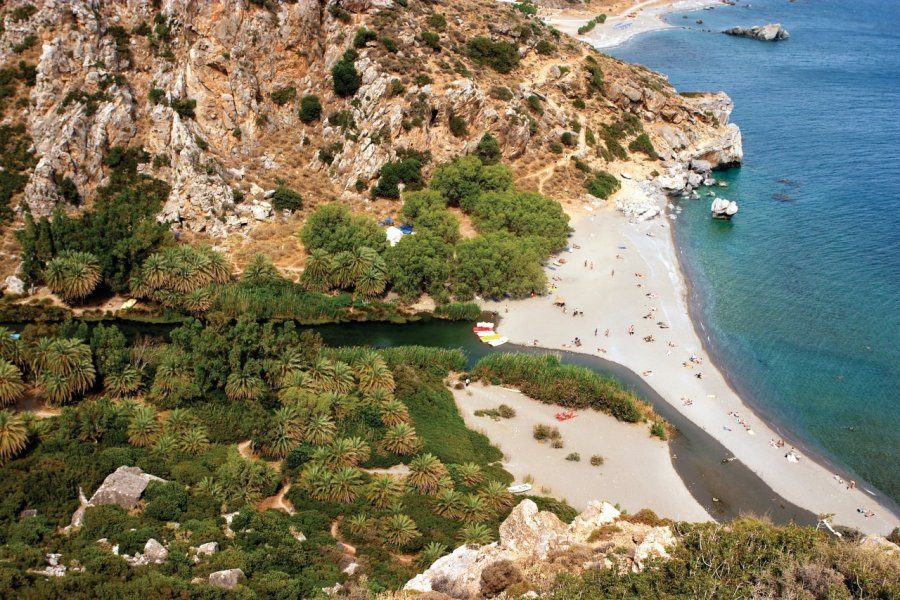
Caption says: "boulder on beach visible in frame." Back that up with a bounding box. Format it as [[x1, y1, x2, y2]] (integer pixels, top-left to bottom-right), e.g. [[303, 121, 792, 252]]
[[711, 197, 739, 219], [724, 24, 790, 41]]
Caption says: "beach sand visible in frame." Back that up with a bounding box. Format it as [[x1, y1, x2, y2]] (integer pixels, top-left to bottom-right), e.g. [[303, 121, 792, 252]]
[[453, 383, 711, 521], [544, 0, 722, 50], [481, 191, 898, 535]]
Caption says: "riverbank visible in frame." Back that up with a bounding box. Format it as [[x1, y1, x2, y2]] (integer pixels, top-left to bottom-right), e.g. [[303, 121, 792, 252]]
[[453, 383, 710, 520], [544, 0, 723, 49], [481, 200, 898, 535]]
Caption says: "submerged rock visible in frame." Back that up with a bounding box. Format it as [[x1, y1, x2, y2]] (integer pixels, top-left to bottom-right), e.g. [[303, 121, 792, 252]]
[[724, 24, 790, 41]]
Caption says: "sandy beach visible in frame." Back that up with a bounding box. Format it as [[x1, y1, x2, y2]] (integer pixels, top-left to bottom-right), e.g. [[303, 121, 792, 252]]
[[454, 383, 710, 521], [544, 0, 723, 50], [480, 190, 898, 535]]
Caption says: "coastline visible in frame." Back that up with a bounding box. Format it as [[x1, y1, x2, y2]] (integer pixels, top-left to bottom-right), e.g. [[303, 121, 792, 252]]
[[481, 201, 899, 535], [542, 0, 724, 50]]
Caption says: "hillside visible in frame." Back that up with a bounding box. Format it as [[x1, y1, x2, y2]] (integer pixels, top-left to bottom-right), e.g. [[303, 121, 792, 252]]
[[0, 0, 739, 278]]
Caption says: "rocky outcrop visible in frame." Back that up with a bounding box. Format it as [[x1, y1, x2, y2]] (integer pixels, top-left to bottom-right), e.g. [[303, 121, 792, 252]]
[[68, 466, 164, 529], [405, 500, 676, 598], [711, 197, 739, 219], [724, 24, 790, 42]]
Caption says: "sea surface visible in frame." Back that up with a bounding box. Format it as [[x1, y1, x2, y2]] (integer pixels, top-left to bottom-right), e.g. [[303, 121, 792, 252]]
[[607, 0, 900, 504]]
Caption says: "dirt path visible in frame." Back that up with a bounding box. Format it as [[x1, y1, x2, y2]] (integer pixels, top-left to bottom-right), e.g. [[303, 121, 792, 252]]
[[330, 517, 357, 555], [258, 482, 295, 514], [237, 439, 283, 469]]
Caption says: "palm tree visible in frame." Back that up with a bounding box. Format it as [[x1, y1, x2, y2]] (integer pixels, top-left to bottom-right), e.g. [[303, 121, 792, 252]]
[[165, 408, 195, 435], [0, 409, 29, 462], [354, 266, 387, 299], [382, 422, 418, 455], [127, 405, 160, 447], [153, 355, 186, 393], [432, 489, 463, 519], [272, 405, 304, 441], [365, 387, 392, 407], [348, 246, 378, 282], [330, 251, 355, 289], [416, 542, 449, 569], [379, 399, 409, 427], [459, 494, 488, 523], [202, 247, 232, 283], [141, 252, 169, 289], [479, 480, 514, 513], [177, 427, 210, 455], [458, 523, 493, 547], [242, 253, 279, 284], [151, 434, 177, 458], [302, 463, 332, 502], [328, 361, 356, 395], [270, 348, 305, 387], [225, 369, 265, 401], [346, 513, 371, 537], [0, 328, 21, 365], [182, 287, 213, 315], [365, 475, 403, 509], [304, 413, 336, 445], [38, 372, 75, 406], [382, 514, 419, 548], [0, 359, 25, 407], [33, 338, 95, 404], [106, 365, 142, 397], [456, 463, 483, 487], [197, 476, 224, 500], [45, 250, 101, 303], [301, 249, 333, 292], [345, 436, 371, 466], [327, 466, 363, 503], [407, 453, 448, 495], [305, 358, 335, 393]]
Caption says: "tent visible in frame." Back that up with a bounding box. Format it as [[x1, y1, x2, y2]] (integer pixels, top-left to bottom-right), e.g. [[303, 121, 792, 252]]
[[385, 226, 403, 247]]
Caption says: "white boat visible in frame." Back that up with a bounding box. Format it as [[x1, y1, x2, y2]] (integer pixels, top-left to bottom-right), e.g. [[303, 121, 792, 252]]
[[507, 483, 532, 494]]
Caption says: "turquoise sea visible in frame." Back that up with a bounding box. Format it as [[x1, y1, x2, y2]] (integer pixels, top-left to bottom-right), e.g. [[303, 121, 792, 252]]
[[608, 0, 900, 504]]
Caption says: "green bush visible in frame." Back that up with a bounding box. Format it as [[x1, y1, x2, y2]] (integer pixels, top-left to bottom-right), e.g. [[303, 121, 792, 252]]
[[427, 13, 447, 31], [353, 27, 377, 48], [474, 133, 502, 166], [549, 142, 563, 154], [332, 49, 362, 97], [298, 94, 322, 123], [565, 452, 580, 462], [513, 2, 538, 16], [628, 133, 659, 159], [584, 60, 604, 96], [526, 95, 543, 115], [650, 421, 668, 440], [433, 302, 481, 321], [271, 185, 302, 212], [421, 30, 441, 51], [300, 203, 387, 254], [12, 35, 38, 54], [381, 35, 398, 53], [169, 97, 196, 118], [489, 86, 514, 101], [467, 37, 520, 73], [474, 354, 646, 423], [585, 171, 620, 199], [536, 39, 556, 55], [590, 454, 604, 466], [448, 114, 468, 137], [373, 149, 429, 199], [270, 86, 296, 106], [148, 88, 165, 104]]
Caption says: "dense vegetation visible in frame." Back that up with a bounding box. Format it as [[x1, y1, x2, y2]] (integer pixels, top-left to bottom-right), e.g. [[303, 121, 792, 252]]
[[546, 518, 899, 599], [473, 353, 647, 424], [0, 319, 572, 596]]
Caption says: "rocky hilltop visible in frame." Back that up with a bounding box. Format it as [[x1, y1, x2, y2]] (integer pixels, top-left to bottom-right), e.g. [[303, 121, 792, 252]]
[[0, 0, 740, 272]]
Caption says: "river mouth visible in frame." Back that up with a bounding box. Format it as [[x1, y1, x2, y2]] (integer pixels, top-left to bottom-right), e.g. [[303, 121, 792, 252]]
[[5, 316, 817, 525]]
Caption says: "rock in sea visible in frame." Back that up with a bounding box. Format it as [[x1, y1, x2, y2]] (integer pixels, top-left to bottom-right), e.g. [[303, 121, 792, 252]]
[[724, 23, 789, 41]]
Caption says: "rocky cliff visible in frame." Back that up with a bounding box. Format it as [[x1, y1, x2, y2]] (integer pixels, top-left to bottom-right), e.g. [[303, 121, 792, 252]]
[[0, 0, 741, 268]]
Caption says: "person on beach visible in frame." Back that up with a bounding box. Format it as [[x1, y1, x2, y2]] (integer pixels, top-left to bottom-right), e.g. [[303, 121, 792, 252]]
[[594, 328, 598, 336], [611, 269, 615, 276], [628, 325, 635, 335], [604, 328, 609, 337]]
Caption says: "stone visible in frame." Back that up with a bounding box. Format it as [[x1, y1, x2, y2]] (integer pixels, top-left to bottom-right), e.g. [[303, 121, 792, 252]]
[[86, 466, 165, 511], [568, 501, 621, 542], [3, 276, 25, 295], [143, 538, 168, 564], [19, 509, 38, 518], [208, 568, 245, 589], [499, 499, 567, 560], [404, 543, 511, 599], [724, 24, 789, 42], [339, 554, 359, 576], [632, 526, 676, 571], [196, 542, 218, 556], [711, 197, 739, 219], [690, 159, 713, 173], [859, 535, 900, 555]]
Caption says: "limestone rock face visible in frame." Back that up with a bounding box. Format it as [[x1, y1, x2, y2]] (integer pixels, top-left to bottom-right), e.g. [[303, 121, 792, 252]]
[[68, 466, 163, 529], [405, 500, 677, 597], [499, 497, 568, 559], [724, 24, 790, 42], [3, 276, 25, 295], [208, 568, 245, 589]]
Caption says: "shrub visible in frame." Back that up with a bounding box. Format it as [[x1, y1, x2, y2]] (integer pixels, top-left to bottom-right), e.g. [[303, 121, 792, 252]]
[[270, 86, 296, 106], [329, 5, 351, 23], [549, 142, 563, 154], [533, 424, 552, 441], [513, 2, 538, 16], [12, 35, 38, 54], [388, 79, 405, 97], [589, 454, 604, 466], [488, 86, 513, 101], [480, 559, 524, 598], [421, 31, 441, 51], [565, 452, 580, 462], [526, 95, 543, 115], [433, 302, 481, 321], [650, 421, 668, 440], [550, 438, 564, 449], [373, 149, 428, 198], [170, 97, 197, 118], [536, 39, 556, 55], [353, 27, 376, 48], [584, 60, 604, 95], [148, 88, 166, 105], [474, 133, 502, 166], [573, 98, 586, 109], [585, 171, 620, 199], [560, 131, 576, 147], [628, 133, 659, 159], [271, 185, 302, 212], [448, 114, 468, 137], [467, 37, 520, 73], [298, 94, 322, 123], [497, 404, 515, 419], [427, 13, 447, 31], [332, 49, 361, 97], [381, 35, 398, 53]]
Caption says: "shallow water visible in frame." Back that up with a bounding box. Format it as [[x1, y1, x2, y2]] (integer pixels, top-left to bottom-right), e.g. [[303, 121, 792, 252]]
[[607, 0, 900, 502]]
